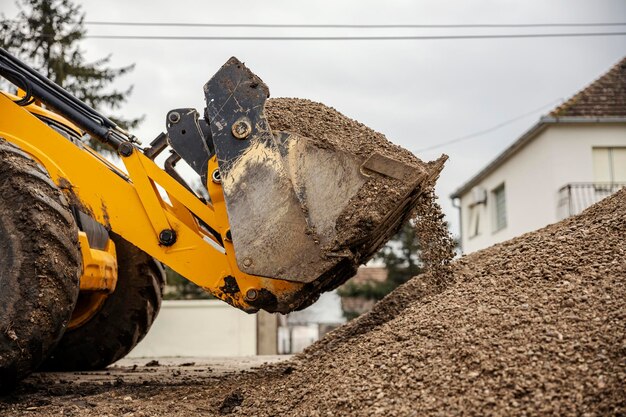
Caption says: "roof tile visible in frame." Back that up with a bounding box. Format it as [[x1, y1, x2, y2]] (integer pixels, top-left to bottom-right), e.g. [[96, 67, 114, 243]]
[[550, 56, 626, 117]]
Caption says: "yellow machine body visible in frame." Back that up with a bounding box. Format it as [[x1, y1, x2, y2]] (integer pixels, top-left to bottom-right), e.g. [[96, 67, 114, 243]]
[[0, 92, 305, 313], [0, 55, 445, 319]]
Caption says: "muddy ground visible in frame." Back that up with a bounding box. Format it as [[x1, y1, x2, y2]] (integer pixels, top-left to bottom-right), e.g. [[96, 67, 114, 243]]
[[1, 190, 624, 416], [0, 357, 288, 416]]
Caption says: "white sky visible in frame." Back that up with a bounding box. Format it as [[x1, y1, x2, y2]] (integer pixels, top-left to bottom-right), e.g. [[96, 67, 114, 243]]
[[3, 0, 625, 238]]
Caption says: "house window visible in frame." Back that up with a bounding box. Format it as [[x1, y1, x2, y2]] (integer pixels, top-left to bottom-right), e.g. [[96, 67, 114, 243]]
[[492, 184, 507, 232], [468, 206, 480, 238], [592, 147, 626, 183], [467, 186, 486, 239]]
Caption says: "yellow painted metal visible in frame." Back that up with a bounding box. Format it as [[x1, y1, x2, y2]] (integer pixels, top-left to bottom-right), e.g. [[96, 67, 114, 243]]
[[67, 292, 108, 330], [121, 148, 175, 237], [5, 91, 82, 133], [68, 232, 118, 329], [77, 232, 118, 293], [0, 92, 305, 312]]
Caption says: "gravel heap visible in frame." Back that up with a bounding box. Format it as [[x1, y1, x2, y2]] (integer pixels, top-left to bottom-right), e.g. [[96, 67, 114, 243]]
[[1, 189, 622, 417], [224, 188, 625, 416], [265, 98, 419, 165]]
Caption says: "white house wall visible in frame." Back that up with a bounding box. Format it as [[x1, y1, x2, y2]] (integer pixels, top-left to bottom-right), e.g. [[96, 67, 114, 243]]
[[459, 123, 626, 253], [128, 300, 257, 358], [547, 124, 626, 190]]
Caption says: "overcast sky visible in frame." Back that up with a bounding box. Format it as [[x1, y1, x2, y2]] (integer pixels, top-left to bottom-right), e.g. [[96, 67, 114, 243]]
[[3, 0, 625, 238]]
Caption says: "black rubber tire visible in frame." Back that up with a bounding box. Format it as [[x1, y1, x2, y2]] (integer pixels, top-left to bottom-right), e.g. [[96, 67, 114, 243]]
[[41, 233, 165, 371], [0, 138, 81, 391]]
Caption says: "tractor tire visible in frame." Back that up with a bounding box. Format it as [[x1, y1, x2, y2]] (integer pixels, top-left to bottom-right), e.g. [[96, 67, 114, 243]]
[[0, 138, 81, 391], [41, 233, 165, 371]]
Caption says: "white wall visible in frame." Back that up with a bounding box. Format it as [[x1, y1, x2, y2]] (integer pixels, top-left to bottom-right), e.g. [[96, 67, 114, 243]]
[[458, 123, 626, 253], [128, 300, 257, 358]]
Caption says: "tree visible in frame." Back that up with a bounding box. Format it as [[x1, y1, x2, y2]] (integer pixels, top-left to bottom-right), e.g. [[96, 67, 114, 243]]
[[337, 221, 423, 318], [0, 0, 141, 136], [375, 221, 423, 287], [163, 267, 214, 300]]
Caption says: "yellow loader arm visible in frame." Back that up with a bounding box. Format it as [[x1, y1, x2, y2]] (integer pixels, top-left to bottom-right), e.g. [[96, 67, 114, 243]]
[[0, 49, 444, 314]]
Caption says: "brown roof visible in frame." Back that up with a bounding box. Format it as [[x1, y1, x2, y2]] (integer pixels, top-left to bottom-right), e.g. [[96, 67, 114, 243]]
[[550, 56, 626, 118], [351, 267, 388, 284], [451, 56, 626, 200]]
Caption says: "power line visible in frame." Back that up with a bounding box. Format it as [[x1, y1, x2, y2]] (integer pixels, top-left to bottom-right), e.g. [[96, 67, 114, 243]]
[[7, 19, 626, 29], [79, 21, 626, 29], [83, 32, 626, 41], [416, 98, 563, 152]]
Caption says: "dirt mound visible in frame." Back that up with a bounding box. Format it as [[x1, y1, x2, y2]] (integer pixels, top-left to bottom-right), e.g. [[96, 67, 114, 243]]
[[2, 191, 623, 416], [225, 189, 626, 416], [266, 98, 419, 166]]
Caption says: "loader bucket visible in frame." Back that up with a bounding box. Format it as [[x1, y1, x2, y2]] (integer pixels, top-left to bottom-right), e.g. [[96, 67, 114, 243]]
[[205, 58, 445, 304]]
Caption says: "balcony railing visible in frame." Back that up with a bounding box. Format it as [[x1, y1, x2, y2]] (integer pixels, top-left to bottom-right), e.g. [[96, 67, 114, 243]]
[[558, 182, 625, 219]]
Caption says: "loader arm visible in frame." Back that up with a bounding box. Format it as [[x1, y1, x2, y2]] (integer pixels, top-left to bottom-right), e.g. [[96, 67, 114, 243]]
[[0, 91, 303, 313]]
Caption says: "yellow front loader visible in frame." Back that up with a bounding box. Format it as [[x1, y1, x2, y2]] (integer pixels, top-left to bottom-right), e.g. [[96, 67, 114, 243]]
[[0, 49, 444, 389]]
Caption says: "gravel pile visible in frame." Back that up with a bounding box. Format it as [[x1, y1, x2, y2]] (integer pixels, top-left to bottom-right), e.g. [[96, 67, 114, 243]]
[[223, 188, 625, 416], [265, 98, 419, 165], [1, 189, 623, 417], [1, 104, 623, 415]]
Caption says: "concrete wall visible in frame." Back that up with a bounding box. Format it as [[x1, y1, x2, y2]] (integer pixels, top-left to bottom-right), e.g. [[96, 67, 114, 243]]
[[458, 123, 626, 253], [128, 300, 257, 358], [256, 311, 279, 355]]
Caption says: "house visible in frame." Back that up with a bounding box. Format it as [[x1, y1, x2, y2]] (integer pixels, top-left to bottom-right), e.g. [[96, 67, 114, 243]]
[[451, 57, 626, 254], [339, 266, 388, 318]]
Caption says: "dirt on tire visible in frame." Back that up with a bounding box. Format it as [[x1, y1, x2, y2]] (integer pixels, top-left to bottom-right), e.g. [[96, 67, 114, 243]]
[[40, 233, 165, 371], [0, 138, 81, 391]]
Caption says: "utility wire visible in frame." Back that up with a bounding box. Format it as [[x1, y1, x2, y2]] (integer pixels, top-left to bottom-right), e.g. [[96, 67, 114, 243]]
[[83, 32, 626, 41], [6, 19, 626, 28], [416, 98, 563, 152], [79, 21, 626, 29]]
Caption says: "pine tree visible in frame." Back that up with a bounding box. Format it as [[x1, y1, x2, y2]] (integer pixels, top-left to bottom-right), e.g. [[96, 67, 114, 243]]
[[0, 0, 141, 134]]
